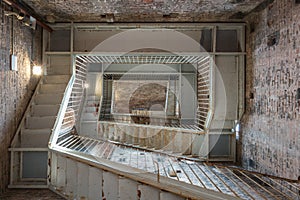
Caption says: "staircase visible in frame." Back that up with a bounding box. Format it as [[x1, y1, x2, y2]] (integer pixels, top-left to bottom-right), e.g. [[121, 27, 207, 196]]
[[99, 79, 113, 121], [81, 96, 100, 121], [9, 75, 69, 188], [99, 99, 112, 120], [80, 95, 100, 138], [50, 131, 300, 200]]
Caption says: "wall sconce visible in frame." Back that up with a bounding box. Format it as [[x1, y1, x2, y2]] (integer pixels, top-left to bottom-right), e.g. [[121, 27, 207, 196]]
[[82, 80, 89, 88], [32, 65, 42, 76], [4, 11, 36, 30], [84, 83, 89, 88]]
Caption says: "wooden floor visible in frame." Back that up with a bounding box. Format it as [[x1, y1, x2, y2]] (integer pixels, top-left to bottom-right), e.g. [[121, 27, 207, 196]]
[[0, 189, 65, 200]]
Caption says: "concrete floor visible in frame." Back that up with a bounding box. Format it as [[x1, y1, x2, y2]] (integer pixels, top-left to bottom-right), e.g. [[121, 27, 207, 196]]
[[0, 189, 65, 200]]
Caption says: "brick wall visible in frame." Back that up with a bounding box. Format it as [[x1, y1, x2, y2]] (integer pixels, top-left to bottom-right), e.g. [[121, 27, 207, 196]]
[[243, 0, 300, 180], [22, 0, 264, 22], [0, 2, 41, 194]]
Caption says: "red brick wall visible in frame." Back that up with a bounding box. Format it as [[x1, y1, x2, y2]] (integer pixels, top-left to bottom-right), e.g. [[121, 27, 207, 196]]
[[243, 0, 300, 180], [0, 3, 41, 193]]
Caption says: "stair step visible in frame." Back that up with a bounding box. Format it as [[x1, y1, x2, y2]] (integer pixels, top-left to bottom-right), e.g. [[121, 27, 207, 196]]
[[85, 107, 98, 112], [82, 113, 98, 120], [31, 105, 60, 116], [21, 129, 51, 147], [8, 181, 48, 188], [86, 95, 101, 101], [80, 121, 98, 139], [35, 93, 64, 105], [39, 83, 67, 94], [43, 75, 70, 84], [26, 116, 56, 129], [86, 100, 100, 107]]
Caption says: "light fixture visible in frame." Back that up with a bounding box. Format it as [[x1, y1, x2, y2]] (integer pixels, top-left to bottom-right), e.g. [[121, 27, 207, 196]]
[[84, 83, 89, 88], [4, 11, 36, 30], [4, 11, 24, 20], [32, 65, 42, 76], [10, 54, 18, 71]]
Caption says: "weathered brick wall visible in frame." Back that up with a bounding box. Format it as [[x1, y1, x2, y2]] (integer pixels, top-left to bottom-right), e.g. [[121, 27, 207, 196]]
[[243, 0, 300, 180], [0, 3, 41, 194], [22, 0, 264, 22]]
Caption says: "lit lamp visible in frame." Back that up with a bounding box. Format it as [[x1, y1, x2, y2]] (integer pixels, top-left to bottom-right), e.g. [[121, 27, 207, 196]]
[[32, 65, 42, 76]]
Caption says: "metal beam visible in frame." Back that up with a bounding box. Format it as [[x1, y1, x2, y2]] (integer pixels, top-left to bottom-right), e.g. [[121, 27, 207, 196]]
[[3, 0, 52, 32]]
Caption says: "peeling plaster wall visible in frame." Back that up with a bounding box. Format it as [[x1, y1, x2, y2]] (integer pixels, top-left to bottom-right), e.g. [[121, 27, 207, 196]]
[[0, 3, 42, 193], [243, 0, 300, 180]]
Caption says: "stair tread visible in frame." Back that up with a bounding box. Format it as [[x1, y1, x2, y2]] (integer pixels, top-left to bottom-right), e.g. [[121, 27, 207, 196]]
[[44, 75, 69, 78], [36, 93, 64, 96], [32, 104, 60, 107], [39, 84, 67, 94], [81, 120, 98, 123], [26, 116, 56, 129], [22, 128, 52, 133], [28, 116, 56, 119], [35, 93, 64, 99], [42, 83, 67, 85], [35, 91, 63, 107]]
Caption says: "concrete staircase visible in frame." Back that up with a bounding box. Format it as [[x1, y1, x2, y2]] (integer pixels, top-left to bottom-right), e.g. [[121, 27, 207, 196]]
[[99, 99, 112, 120], [81, 95, 100, 121], [80, 95, 101, 138], [99, 78, 113, 121], [20, 75, 69, 148], [9, 75, 69, 188]]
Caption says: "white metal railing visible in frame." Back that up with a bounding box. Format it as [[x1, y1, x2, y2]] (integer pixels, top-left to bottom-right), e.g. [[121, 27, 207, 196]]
[[48, 54, 214, 147], [49, 55, 88, 148], [48, 75, 75, 148], [196, 56, 213, 130], [78, 54, 207, 64], [97, 95, 103, 121]]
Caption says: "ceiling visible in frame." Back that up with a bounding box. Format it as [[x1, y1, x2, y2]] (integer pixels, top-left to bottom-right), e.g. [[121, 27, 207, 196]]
[[20, 0, 267, 23]]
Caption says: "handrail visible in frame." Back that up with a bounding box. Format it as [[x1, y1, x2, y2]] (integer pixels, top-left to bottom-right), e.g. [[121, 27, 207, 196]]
[[204, 55, 215, 129], [196, 55, 213, 131], [10, 77, 42, 148], [48, 75, 75, 148], [97, 95, 103, 121], [77, 86, 86, 130]]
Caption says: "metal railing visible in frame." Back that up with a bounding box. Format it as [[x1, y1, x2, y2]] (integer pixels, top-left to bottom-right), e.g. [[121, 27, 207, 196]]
[[45, 54, 299, 200], [48, 75, 75, 148], [97, 95, 103, 121], [49, 56, 88, 147], [196, 56, 213, 130], [51, 132, 299, 200], [72, 53, 215, 132]]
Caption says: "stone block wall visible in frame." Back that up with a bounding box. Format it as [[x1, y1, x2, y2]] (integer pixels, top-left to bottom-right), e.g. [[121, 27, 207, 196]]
[[113, 81, 168, 114], [243, 0, 300, 180], [0, 2, 42, 194]]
